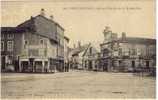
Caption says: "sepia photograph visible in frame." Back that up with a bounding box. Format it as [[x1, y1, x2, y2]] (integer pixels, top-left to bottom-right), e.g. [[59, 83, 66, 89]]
[[1, 0, 156, 99]]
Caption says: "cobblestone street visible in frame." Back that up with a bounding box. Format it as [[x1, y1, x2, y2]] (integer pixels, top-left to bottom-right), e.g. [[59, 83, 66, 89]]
[[1, 71, 155, 99]]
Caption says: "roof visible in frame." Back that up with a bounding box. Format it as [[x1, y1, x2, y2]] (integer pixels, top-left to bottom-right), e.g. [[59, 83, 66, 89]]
[[82, 43, 99, 56], [1, 15, 65, 42], [64, 36, 70, 42], [17, 15, 65, 42], [101, 37, 156, 46], [118, 37, 156, 44], [1, 27, 15, 32], [70, 44, 90, 56], [1, 27, 31, 33]]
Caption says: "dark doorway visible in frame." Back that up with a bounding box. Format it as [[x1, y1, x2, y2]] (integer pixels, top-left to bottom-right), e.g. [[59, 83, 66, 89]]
[[22, 61, 29, 72], [132, 61, 135, 68], [146, 61, 150, 68], [103, 60, 108, 71], [14, 60, 19, 72], [88, 61, 92, 70], [1, 56, 5, 70]]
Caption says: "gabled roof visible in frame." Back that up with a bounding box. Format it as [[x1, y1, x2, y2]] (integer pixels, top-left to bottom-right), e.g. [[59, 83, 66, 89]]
[[70, 44, 90, 56], [82, 43, 99, 56], [1, 15, 68, 43], [16, 15, 65, 42]]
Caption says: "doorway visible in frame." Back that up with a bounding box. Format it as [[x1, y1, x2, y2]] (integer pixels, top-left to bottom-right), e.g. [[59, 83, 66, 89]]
[[88, 61, 92, 70], [132, 61, 135, 68], [1, 56, 5, 70], [146, 61, 150, 68]]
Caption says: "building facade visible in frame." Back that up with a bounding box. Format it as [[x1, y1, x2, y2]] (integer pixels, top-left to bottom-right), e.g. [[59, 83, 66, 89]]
[[64, 36, 70, 72], [100, 27, 156, 72], [82, 44, 99, 71], [1, 9, 67, 73], [69, 43, 90, 70]]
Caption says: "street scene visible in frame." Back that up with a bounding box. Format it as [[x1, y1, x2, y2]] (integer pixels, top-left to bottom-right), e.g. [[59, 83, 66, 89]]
[[2, 71, 155, 99], [1, 1, 156, 99]]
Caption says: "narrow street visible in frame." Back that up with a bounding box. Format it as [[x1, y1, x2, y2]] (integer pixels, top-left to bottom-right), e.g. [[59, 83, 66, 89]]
[[1, 71, 155, 99]]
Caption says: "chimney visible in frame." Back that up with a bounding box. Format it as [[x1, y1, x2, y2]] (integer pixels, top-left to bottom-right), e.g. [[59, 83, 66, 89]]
[[40, 8, 45, 16], [50, 15, 54, 20], [31, 16, 34, 19], [122, 32, 126, 40], [78, 41, 81, 48]]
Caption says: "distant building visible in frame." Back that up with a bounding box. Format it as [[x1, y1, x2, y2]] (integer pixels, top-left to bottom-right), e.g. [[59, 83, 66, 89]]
[[82, 44, 99, 71], [64, 36, 70, 71], [1, 9, 68, 73], [69, 43, 90, 70], [100, 27, 156, 72], [69, 43, 100, 71]]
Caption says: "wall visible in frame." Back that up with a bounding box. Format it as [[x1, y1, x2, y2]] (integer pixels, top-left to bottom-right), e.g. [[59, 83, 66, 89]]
[[22, 32, 57, 58]]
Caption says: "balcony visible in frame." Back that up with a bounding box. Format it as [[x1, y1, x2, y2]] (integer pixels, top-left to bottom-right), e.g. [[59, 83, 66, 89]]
[[20, 45, 47, 58]]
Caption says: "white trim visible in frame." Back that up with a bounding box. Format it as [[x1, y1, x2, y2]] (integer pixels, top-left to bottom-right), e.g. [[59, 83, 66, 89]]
[[20, 59, 29, 61], [7, 41, 14, 51], [34, 58, 48, 61]]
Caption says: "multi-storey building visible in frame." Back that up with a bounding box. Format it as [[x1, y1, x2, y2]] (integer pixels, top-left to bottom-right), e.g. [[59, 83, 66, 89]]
[[82, 44, 99, 71], [1, 9, 67, 72], [69, 43, 90, 70], [69, 42, 100, 71], [100, 27, 156, 72]]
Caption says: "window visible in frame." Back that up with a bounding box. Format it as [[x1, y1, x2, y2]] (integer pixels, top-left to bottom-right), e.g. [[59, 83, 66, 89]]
[[7, 41, 14, 51], [119, 48, 122, 55], [24, 40, 28, 49], [7, 34, 14, 39], [40, 39, 44, 44], [25, 40, 28, 45], [1, 34, 4, 39], [89, 47, 92, 54], [131, 48, 136, 55], [1, 41, 4, 51]]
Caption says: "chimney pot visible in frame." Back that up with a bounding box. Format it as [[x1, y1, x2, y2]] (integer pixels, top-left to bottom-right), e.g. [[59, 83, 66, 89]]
[[50, 15, 54, 20], [40, 8, 45, 16]]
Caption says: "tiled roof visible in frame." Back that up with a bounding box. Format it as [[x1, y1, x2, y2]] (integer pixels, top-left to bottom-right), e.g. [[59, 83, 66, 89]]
[[17, 15, 64, 42], [1, 15, 65, 42]]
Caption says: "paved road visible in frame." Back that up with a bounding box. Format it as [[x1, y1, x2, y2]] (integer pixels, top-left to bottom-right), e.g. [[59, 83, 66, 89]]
[[1, 71, 156, 99]]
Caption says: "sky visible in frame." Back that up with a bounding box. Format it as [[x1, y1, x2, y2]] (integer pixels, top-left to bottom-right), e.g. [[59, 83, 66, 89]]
[[1, 0, 155, 48]]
